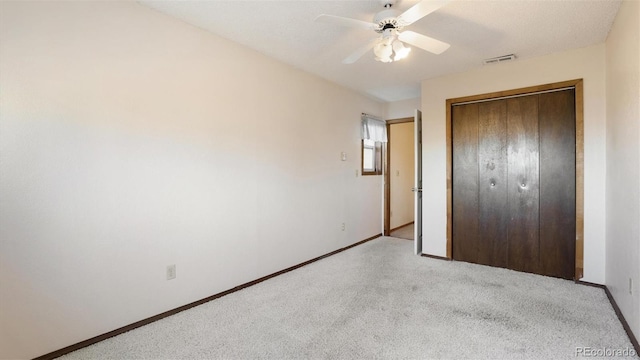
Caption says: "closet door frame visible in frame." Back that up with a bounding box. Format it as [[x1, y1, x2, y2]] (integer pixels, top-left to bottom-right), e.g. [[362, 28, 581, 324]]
[[445, 79, 584, 280]]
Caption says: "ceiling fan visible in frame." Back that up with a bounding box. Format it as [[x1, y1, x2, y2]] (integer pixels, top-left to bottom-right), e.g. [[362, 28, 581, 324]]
[[315, 0, 450, 64]]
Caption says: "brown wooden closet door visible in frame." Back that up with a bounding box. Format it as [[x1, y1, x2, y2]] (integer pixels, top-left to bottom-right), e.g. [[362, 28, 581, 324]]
[[477, 100, 508, 268], [506, 96, 540, 274], [451, 89, 575, 279], [539, 89, 576, 279], [452, 104, 479, 264]]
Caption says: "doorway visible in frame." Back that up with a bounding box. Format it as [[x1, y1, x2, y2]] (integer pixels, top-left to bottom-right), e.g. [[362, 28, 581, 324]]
[[446, 80, 584, 280], [385, 118, 415, 240]]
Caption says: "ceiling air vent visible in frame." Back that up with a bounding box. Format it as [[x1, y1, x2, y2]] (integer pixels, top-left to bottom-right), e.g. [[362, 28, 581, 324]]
[[483, 54, 516, 65]]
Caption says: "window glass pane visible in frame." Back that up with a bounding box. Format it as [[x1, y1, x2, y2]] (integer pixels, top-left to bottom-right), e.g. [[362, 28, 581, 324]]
[[362, 139, 382, 175], [363, 148, 374, 170]]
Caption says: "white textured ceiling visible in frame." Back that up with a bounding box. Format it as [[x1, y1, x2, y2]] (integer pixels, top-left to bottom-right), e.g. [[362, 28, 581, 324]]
[[139, 0, 621, 102]]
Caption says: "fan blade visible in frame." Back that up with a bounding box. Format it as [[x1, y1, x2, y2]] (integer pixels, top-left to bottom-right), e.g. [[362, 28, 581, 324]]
[[398, 30, 450, 54], [342, 39, 379, 64], [314, 14, 377, 31], [396, 0, 450, 26]]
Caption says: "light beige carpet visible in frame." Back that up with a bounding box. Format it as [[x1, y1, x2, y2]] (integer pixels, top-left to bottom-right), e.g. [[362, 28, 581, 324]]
[[58, 237, 638, 359]]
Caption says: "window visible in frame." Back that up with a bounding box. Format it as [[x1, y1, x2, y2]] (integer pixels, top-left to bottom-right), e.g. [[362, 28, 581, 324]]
[[361, 113, 387, 176], [362, 139, 382, 175]]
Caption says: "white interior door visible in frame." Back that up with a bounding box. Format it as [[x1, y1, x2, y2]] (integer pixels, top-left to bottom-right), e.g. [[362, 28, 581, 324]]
[[414, 110, 423, 255]]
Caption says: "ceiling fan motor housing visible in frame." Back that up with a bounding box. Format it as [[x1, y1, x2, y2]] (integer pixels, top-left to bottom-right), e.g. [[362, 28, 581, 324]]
[[374, 9, 401, 33]]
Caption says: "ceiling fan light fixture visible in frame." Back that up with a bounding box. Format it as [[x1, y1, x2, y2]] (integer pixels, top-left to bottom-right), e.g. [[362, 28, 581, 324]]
[[373, 37, 410, 63], [392, 39, 411, 61], [374, 41, 393, 62]]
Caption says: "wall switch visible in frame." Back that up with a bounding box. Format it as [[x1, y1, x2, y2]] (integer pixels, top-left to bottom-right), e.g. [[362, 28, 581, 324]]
[[356, 169, 359, 177], [167, 265, 176, 280], [341, 223, 345, 231], [341, 152, 347, 161]]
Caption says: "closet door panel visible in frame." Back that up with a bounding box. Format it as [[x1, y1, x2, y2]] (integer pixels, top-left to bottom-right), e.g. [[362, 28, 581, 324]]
[[477, 100, 508, 268], [506, 96, 540, 274], [452, 104, 479, 263], [539, 89, 576, 279]]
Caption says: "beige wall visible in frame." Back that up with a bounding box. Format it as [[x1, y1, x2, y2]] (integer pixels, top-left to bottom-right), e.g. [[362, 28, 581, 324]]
[[421, 44, 607, 284], [0, 2, 384, 359], [389, 122, 415, 229], [385, 97, 421, 119], [605, 0, 640, 339]]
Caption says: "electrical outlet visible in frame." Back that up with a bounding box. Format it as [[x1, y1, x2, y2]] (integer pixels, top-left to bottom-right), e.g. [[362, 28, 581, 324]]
[[341, 223, 345, 231], [630, 278, 633, 295], [167, 264, 176, 280]]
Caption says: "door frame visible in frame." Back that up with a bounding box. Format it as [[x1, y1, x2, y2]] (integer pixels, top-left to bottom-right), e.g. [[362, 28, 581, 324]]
[[384, 116, 414, 237], [445, 79, 584, 280]]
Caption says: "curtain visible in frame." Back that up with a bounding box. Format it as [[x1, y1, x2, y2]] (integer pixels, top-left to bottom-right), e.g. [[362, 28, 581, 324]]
[[361, 114, 388, 143]]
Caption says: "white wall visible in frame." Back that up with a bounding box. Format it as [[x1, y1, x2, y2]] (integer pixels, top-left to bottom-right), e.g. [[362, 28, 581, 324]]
[[389, 122, 415, 229], [0, 2, 383, 359], [385, 97, 421, 120], [421, 44, 607, 284], [605, 0, 640, 339]]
